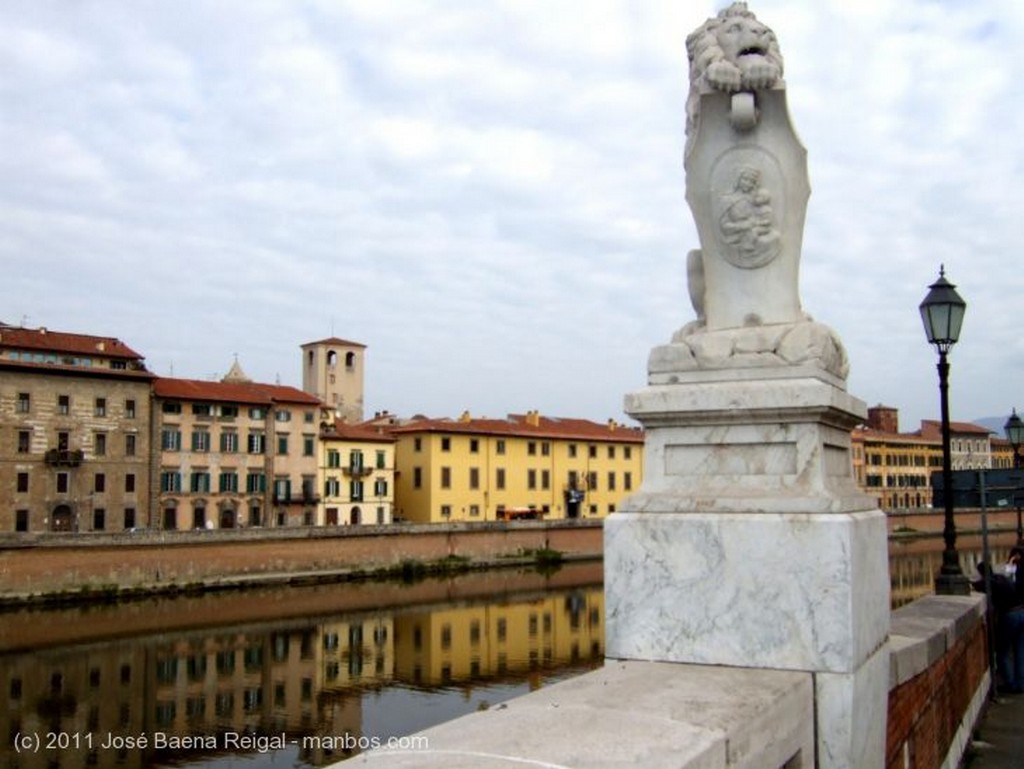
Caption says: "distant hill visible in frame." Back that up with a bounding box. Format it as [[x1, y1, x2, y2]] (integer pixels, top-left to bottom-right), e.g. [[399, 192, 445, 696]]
[[973, 416, 1006, 435]]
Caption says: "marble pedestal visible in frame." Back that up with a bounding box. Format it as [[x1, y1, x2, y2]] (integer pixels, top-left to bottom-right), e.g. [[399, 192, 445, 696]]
[[605, 367, 891, 768]]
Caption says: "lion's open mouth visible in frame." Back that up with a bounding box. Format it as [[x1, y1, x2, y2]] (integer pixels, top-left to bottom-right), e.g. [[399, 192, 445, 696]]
[[738, 46, 767, 58]]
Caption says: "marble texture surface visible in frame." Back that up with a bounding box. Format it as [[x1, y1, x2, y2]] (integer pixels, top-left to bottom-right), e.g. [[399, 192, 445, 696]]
[[347, 661, 814, 769], [815, 645, 890, 769], [605, 510, 890, 673]]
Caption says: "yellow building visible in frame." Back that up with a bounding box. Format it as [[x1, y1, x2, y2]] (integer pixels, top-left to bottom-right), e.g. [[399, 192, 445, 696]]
[[389, 411, 644, 523], [153, 372, 326, 529], [0, 324, 153, 532], [319, 420, 396, 525]]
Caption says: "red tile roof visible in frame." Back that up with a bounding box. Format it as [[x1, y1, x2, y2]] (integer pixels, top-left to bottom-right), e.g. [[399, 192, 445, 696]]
[[324, 419, 396, 443], [0, 326, 144, 360], [387, 412, 643, 443], [153, 377, 322, 406], [918, 420, 993, 439]]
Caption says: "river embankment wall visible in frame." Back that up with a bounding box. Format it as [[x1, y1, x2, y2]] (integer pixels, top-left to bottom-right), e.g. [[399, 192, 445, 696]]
[[0, 520, 602, 605]]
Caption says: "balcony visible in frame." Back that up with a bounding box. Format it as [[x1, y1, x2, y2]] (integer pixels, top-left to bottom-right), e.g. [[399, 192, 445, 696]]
[[342, 466, 373, 478], [45, 449, 84, 467]]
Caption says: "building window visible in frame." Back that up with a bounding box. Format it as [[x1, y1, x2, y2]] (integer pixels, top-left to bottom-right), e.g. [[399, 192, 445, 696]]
[[326, 449, 340, 468], [16, 473, 29, 493], [350, 450, 364, 472], [125, 473, 136, 493], [192, 431, 211, 452], [94, 397, 106, 417], [624, 447, 632, 460], [496, 468, 506, 490], [17, 430, 30, 453], [414, 438, 422, 452], [95, 473, 106, 493], [191, 472, 211, 493], [608, 472, 616, 491], [528, 442, 536, 456], [125, 434, 136, 456], [249, 407, 266, 419], [542, 469, 550, 490], [15, 510, 29, 532], [470, 439, 479, 453], [219, 472, 239, 493], [58, 394, 70, 415], [192, 403, 212, 417], [376, 450, 386, 469], [221, 431, 238, 453], [542, 442, 550, 456], [350, 480, 364, 501], [303, 435, 314, 456], [624, 472, 633, 491], [125, 399, 136, 418], [93, 509, 105, 531], [469, 504, 480, 517], [608, 445, 616, 459], [193, 506, 206, 529], [162, 402, 182, 414], [222, 405, 239, 419], [527, 469, 537, 489], [568, 443, 577, 458], [325, 478, 341, 497], [374, 478, 388, 497], [160, 471, 181, 493], [440, 504, 452, 519], [16, 392, 30, 413], [275, 410, 291, 422], [123, 507, 136, 530], [277, 434, 289, 455], [413, 467, 422, 489], [161, 430, 182, 451], [56, 472, 69, 493], [496, 440, 506, 455], [588, 471, 598, 491], [94, 432, 107, 456], [441, 467, 451, 489], [469, 467, 480, 489], [248, 432, 265, 454], [441, 437, 451, 452], [246, 472, 266, 493]]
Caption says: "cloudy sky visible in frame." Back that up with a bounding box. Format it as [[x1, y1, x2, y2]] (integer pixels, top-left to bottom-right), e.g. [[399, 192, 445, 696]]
[[2, 1, 1022, 431]]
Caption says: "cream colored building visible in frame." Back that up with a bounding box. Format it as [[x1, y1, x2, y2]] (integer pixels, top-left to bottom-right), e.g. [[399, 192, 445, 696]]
[[319, 419, 396, 525], [0, 324, 153, 532]]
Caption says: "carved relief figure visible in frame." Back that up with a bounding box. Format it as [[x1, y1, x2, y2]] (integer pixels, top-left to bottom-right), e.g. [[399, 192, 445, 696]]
[[685, 2, 783, 147], [717, 167, 780, 267]]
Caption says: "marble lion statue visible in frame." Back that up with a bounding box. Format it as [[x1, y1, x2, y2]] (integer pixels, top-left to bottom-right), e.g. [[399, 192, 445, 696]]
[[685, 2, 784, 143]]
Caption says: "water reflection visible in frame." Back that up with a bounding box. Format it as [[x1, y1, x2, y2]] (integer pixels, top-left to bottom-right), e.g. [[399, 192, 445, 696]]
[[1, 564, 604, 769], [3, 538, 1017, 768]]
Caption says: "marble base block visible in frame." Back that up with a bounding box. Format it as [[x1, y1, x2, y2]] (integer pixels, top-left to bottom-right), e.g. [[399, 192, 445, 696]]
[[815, 644, 890, 769], [605, 509, 890, 672]]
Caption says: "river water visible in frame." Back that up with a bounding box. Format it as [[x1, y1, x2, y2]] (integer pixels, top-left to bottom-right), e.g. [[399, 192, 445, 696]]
[[2, 534, 1018, 769]]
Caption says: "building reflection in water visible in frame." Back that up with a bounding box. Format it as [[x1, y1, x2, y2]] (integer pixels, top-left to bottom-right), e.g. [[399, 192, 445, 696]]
[[4, 537, 1007, 769], [1, 585, 603, 769]]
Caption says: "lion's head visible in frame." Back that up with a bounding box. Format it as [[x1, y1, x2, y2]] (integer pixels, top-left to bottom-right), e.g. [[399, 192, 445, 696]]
[[685, 3, 784, 144]]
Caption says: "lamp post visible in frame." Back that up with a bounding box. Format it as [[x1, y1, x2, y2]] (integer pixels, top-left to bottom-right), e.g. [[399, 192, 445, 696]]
[[1004, 408, 1024, 544], [919, 265, 970, 595]]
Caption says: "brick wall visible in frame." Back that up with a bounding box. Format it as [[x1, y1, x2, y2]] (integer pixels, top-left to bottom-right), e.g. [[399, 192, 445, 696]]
[[0, 519, 603, 600], [886, 595, 989, 769]]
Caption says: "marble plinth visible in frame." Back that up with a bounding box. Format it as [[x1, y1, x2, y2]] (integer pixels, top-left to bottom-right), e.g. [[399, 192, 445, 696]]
[[816, 645, 890, 769], [605, 509, 890, 673]]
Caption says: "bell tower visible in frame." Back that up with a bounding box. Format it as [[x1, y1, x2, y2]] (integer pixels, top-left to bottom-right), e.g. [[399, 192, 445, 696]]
[[300, 337, 365, 423]]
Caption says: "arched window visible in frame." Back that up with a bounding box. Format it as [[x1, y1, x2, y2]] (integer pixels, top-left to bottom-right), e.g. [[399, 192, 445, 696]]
[[327, 350, 337, 368], [345, 352, 355, 369], [308, 350, 315, 367]]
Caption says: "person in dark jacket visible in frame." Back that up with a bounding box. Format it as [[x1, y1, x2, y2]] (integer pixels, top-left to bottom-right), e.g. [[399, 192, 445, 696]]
[[974, 561, 1024, 694]]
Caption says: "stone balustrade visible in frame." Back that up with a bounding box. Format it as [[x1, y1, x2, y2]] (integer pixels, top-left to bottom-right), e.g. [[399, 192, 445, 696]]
[[345, 593, 989, 769]]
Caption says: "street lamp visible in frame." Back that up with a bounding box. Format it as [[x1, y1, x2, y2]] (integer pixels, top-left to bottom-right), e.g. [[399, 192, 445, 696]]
[[919, 265, 970, 595], [1004, 408, 1024, 543]]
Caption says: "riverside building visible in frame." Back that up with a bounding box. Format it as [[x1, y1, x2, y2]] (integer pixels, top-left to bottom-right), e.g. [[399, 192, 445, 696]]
[[0, 324, 153, 532], [153, 366, 326, 530], [388, 410, 644, 523]]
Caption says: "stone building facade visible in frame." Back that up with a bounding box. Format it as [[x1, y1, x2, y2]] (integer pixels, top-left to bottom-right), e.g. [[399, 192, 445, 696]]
[[0, 325, 153, 532]]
